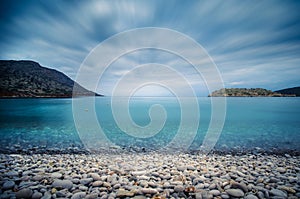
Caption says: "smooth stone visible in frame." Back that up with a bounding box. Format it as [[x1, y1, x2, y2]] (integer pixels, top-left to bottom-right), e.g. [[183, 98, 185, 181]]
[[92, 181, 103, 187], [32, 192, 43, 199], [231, 181, 248, 192], [208, 183, 216, 190], [187, 165, 196, 170], [71, 192, 86, 199], [276, 167, 286, 173], [52, 179, 73, 190], [56, 190, 68, 197], [16, 188, 33, 199], [257, 191, 264, 199], [269, 177, 280, 183], [51, 172, 62, 179], [132, 196, 147, 199], [89, 173, 101, 181], [195, 192, 202, 199], [141, 188, 158, 194], [32, 175, 44, 181], [278, 186, 296, 194], [80, 178, 93, 185], [131, 170, 147, 176], [85, 193, 99, 199], [79, 185, 88, 191], [41, 191, 51, 199], [177, 166, 187, 171], [226, 189, 244, 197], [269, 189, 287, 198], [6, 171, 19, 177], [174, 185, 185, 192], [116, 189, 135, 197], [221, 194, 230, 199], [209, 190, 220, 196], [2, 180, 15, 190], [244, 194, 258, 199]]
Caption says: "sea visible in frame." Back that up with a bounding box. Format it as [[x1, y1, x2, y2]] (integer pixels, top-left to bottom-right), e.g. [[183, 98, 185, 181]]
[[0, 97, 299, 154]]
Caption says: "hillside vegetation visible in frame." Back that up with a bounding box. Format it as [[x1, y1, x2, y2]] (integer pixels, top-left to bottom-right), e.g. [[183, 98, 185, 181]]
[[0, 60, 101, 98], [209, 88, 296, 97]]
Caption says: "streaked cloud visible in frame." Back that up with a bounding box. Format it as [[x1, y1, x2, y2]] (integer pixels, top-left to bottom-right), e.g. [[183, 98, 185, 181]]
[[0, 0, 299, 96]]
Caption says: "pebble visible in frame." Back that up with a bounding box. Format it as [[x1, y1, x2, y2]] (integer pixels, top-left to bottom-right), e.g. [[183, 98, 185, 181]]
[[226, 189, 245, 197], [16, 188, 33, 199], [71, 191, 86, 199], [244, 194, 258, 199], [2, 180, 15, 190], [92, 180, 103, 187], [51, 172, 62, 179], [32, 192, 43, 199], [80, 178, 93, 185], [231, 181, 248, 192], [209, 189, 221, 196], [41, 191, 51, 199], [116, 189, 135, 197], [141, 188, 158, 194], [89, 173, 101, 181], [52, 179, 73, 190], [0, 153, 299, 199], [174, 185, 185, 192], [270, 189, 287, 198]]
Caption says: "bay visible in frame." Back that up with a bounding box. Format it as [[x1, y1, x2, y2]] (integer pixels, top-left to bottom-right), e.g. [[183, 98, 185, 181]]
[[0, 97, 299, 153]]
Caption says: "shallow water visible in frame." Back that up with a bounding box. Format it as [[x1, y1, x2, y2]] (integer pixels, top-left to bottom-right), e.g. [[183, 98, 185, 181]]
[[0, 97, 299, 153]]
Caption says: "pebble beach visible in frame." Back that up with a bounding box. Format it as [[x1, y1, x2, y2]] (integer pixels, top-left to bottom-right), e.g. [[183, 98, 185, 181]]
[[1, 152, 299, 199]]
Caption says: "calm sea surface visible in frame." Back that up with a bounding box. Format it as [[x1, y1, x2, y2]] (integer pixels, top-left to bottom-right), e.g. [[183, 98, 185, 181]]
[[0, 97, 299, 153]]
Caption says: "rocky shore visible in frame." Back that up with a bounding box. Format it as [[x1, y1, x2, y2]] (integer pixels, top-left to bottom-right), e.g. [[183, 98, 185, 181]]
[[1, 152, 299, 199]]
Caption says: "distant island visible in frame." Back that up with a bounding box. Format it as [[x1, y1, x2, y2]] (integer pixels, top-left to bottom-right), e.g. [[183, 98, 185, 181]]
[[274, 86, 300, 97], [209, 88, 298, 97], [0, 60, 102, 98]]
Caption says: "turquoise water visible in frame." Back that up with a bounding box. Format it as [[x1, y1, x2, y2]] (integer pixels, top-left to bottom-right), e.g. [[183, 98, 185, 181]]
[[0, 97, 299, 153]]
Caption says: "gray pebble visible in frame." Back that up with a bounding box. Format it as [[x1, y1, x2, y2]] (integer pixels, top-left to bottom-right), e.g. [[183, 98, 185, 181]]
[[174, 185, 185, 192], [51, 172, 62, 179], [80, 178, 93, 185], [41, 191, 51, 199], [2, 180, 15, 190], [52, 179, 73, 190], [209, 189, 220, 196], [244, 194, 258, 199], [71, 192, 86, 199], [269, 189, 287, 198], [141, 188, 158, 194], [32, 192, 43, 199], [89, 173, 101, 181], [226, 189, 244, 197], [16, 188, 33, 199]]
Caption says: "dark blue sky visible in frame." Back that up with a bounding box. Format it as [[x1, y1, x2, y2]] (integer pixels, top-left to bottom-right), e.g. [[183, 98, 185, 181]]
[[1, 0, 300, 95]]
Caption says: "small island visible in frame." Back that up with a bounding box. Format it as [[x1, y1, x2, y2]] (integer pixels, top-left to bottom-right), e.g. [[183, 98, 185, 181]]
[[209, 88, 297, 97]]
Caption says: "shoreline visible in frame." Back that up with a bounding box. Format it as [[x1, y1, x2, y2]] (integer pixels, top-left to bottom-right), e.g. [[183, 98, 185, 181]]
[[1, 146, 300, 156], [1, 153, 299, 199]]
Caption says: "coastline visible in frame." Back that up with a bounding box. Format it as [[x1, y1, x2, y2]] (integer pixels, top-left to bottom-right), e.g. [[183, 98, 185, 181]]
[[1, 152, 299, 199]]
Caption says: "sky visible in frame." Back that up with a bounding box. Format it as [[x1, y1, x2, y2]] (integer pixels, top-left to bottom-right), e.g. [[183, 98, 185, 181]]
[[0, 0, 300, 96]]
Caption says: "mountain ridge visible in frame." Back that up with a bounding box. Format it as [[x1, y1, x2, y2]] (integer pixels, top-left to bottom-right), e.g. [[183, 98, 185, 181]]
[[275, 86, 300, 97], [0, 60, 102, 98]]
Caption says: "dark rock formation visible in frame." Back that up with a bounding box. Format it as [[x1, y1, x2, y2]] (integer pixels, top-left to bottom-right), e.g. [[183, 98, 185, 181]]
[[0, 60, 102, 98]]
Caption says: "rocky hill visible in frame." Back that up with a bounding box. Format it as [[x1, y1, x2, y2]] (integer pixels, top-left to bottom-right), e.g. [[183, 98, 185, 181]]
[[209, 88, 296, 97], [275, 86, 300, 97], [0, 60, 102, 98]]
